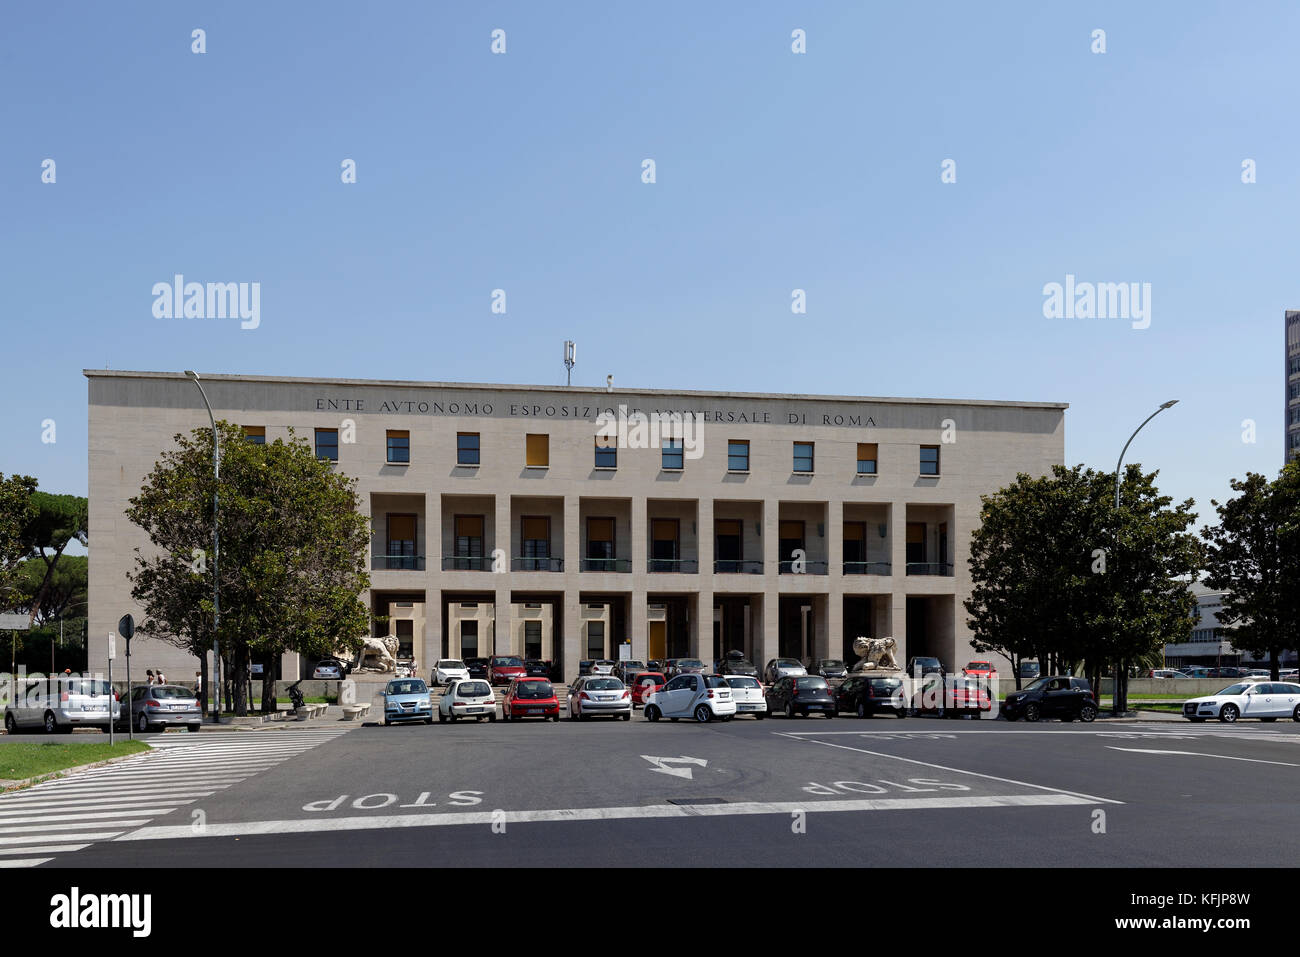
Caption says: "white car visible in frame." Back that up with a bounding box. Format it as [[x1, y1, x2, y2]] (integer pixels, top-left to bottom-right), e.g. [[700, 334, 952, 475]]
[[721, 675, 766, 718], [311, 661, 344, 679], [4, 676, 121, 734], [432, 659, 470, 685], [1150, 670, 1192, 680], [438, 679, 498, 723], [644, 673, 737, 723], [1182, 682, 1300, 723]]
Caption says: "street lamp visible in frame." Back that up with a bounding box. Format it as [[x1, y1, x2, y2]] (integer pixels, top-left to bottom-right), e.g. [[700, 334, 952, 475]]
[[1111, 399, 1178, 713], [54, 600, 89, 674], [185, 370, 221, 724]]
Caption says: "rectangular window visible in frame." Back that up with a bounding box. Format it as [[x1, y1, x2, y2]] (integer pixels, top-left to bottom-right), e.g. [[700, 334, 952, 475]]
[[843, 521, 867, 564], [661, 439, 683, 470], [906, 522, 926, 564], [524, 621, 542, 660], [793, 442, 814, 473], [243, 426, 265, 445], [727, 440, 750, 472], [460, 620, 478, 659], [386, 430, 410, 464], [454, 515, 484, 569], [715, 519, 742, 571], [395, 620, 414, 659], [586, 517, 615, 571], [457, 432, 480, 466], [920, 446, 940, 476], [315, 428, 338, 462], [587, 621, 606, 660], [594, 435, 617, 469], [650, 518, 679, 571], [857, 443, 878, 474], [526, 433, 549, 468], [521, 516, 550, 569], [779, 520, 804, 572], [386, 514, 417, 569]]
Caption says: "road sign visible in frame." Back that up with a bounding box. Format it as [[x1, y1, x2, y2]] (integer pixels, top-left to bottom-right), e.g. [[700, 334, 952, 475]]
[[0, 613, 29, 630], [107, 633, 116, 661], [118, 614, 135, 641]]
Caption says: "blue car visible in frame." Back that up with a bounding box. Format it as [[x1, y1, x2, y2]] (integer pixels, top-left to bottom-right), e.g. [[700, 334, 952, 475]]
[[382, 678, 434, 726]]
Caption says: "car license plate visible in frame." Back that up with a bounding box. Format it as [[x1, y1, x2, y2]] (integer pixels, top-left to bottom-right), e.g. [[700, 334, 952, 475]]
[[466, 707, 483, 713], [528, 708, 544, 714]]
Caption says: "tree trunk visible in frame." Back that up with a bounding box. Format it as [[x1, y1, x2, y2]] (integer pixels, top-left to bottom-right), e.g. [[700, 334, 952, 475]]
[[1270, 649, 1279, 682], [232, 645, 249, 716], [260, 656, 276, 714]]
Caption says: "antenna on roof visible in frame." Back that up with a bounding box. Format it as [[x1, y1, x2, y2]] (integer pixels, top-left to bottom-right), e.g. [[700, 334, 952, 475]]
[[563, 340, 576, 386]]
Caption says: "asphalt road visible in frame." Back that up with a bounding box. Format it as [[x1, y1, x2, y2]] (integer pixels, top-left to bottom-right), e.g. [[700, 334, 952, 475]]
[[8, 713, 1299, 868]]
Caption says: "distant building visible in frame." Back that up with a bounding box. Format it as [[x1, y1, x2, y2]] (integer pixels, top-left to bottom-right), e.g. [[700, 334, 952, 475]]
[[1164, 582, 1297, 669], [1287, 310, 1300, 462]]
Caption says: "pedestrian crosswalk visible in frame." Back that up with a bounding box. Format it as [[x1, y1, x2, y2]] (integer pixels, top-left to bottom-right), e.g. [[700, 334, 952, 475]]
[[0, 727, 352, 868]]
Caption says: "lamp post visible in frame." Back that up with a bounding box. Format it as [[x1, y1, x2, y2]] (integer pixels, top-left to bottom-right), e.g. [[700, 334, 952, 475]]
[[185, 370, 221, 724], [1111, 399, 1178, 713], [54, 600, 89, 674]]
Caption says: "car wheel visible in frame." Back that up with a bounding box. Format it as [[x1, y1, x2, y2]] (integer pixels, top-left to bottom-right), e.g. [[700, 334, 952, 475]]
[[1024, 702, 1041, 723], [896, 708, 907, 718], [785, 702, 795, 719], [1219, 703, 1239, 723], [644, 705, 660, 722], [825, 709, 835, 719], [449, 714, 458, 723], [383, 718, 391, 727], [425, 718, 434, 725], [4, 712, 17, 735], [1294, 705, 1300, 723], [502, 709, 510, 722], [1079, 702, 1097, 723], [44, 711, 59, 734], [489, 713, 497, 722], [694, 705, 712, 723], [856, 702, 866, 719], [621, 712, 631, 721]]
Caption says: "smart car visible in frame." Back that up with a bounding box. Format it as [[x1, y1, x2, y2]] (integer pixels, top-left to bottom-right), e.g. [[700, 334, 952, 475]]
[[644, 673, 736, 723], [1002, 676, 1096, 722]]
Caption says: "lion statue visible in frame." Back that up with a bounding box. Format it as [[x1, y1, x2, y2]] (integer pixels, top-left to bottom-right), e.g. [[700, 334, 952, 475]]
[[354, 635, 400, 673], [851, 636, 899, 672]]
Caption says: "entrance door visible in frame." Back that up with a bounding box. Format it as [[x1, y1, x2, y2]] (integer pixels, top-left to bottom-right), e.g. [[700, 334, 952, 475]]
[[649, 621, 667, 661]]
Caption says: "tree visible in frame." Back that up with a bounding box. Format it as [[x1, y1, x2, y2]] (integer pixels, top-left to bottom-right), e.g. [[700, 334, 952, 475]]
[[966, 464, 1201, 708], [13, 555, 87, 625], [0, 473, 38, 609], [18, 491, 88, 629], [126, 422, 372, 715], [1200, 462, 1300, 680]]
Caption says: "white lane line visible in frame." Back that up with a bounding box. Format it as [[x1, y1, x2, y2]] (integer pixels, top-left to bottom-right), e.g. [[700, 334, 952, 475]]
[[11, 779, 245, 796], [0, 857, 53, 868], [0, 820, 162, 835], [120, 792, 1098, 841], [0, 831, 123, 846], [0, 793, 217, 810], [788, 736, 1123, 804], [775, 728, 1290, 737], [1105, 747, 1300, 767], [0, 843, 91, 856], [0, 805, 197, 821]]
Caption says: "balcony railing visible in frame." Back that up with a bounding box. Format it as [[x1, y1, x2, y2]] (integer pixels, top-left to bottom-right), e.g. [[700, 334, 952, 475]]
[[512, 557, 564, 572], [778, 559, 828, 575], [906, 562, 954, 576], [580, 557, 631, 572], [843, 561, 892, 575], [714, 560, 763, 574], [443, 556, 490, 571], [648, 558, 698, 573], [373, 554, 424, 571]]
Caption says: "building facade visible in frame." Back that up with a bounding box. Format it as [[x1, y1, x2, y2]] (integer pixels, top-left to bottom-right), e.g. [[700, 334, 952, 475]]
[[1287, 310, 1300, 463], [86, 371, 1067, 680]]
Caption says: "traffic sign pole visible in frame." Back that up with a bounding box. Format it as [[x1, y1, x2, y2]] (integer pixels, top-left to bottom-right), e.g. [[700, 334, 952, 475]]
[[107, 633, 116, 746]]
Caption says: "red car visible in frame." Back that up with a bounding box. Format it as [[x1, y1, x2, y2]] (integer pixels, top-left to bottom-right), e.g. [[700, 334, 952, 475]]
[[501, 677, 560, 721], [489, 655, 527, 686], [961, 660, 998, 679], [628, 672, 666, 708], [913, 675, 993, 717]]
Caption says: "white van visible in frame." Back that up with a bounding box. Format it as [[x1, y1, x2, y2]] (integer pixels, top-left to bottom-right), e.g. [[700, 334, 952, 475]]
[[3, 676, 121, 734]]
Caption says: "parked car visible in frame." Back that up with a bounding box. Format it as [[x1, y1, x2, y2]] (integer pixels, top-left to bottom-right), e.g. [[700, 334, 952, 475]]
[[438, 679, 497, 723], [644, 673, 737, 723], [833, 674, 907, 718], [1149, 669, 1192, 680], [382, 677, 434, 726], [5, 676, 121, 734], [765, 675, 836, 718], [465, 658, 490, 681], [1002, 676, 1097, 722], [911, 674, 993, 718], [673, 659, 707, 676], [432, 659, 470, 686], [719, 657, 759, 678], [590, 660, 617, 676], [489, 656, 527, 686], [646, 659, 668, 675], [501, 677, 561, 722], [125, 684, 202, 733], [1281, 670, 1299, 682], [811, 658, 849, 680], [628, 672, 666, 708], [1206, 667, 1248, 679], [961, 661, 998, 679], [1018, 661, 1040, 680], [523, 658, 552, 678], [311, 659, 345, 680], [763, 658, 808, 684], [906, 656, 944, 678], [662, 658, 682, 678], [1182, 682, 1300, 723], [721, 675, 766, 717], [1180, 666, 1212, 678], [613, 660, 646, 683], [568, 676, 632, 720]]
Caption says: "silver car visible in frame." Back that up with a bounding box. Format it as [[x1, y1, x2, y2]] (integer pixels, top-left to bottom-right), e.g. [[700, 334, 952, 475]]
[[763, 658, 807, 684], [569, 676, 632, 720], [382, 678, 434, 726], [128, 684, 202, 732], [4, 676, 121, 734]]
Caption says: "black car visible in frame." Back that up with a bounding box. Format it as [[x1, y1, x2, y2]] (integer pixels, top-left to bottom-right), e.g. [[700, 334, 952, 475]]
[[719, 657, 759, 678], [524, 658, 551, 678], [646, 659, 668, 675], [1002, 675, 1097, 722], [906, 656, 944, 677], [765, 675, 836, 718], [465, 658, 490, 681], [833, 674, 907, 718], [812, 658, 848, 680]]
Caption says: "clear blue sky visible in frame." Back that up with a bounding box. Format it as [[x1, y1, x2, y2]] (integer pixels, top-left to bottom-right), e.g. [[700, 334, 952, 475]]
[[3, 2, 1297, 531]]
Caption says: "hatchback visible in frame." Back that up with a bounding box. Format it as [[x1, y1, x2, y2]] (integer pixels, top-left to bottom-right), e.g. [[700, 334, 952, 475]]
[[1002, 676, 1097, 722], [128, 684, 202, 732], [489, 656, 527, 686], [722, 675, 766, 717], [432, 659, 470, 686], [628, 672, 666, 707], [438, 680, 498, 723], [382, 678, 434, 726], [766, 675, 836, 718], [834, 675, 907, 718], [5, 676, 121, 734], [763, 658, 808, 685], [502, 677, 561, 722], [569, 676, 632, 720], [644, 673, 736, 723]]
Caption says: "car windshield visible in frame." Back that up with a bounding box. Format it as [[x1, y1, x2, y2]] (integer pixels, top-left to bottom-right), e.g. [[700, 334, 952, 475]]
[[1023, 677, 1053, 691], [457, 681, 491, 697], [388, 680, 427, 694], [438, 660, 464, 669], [821, 660, 844, 668], [1216, 683, 1249, 696], [515, 681, 554, 698], [633, 673, 665, 684], [705, 676, 730, 689], [794, 677, 828, 690], [725, 677, 760, 689], [678, 659, 703, 668], [585, 678, 623, 691], [492, 657, 523, 667], [777, 659, 802, 668], [152, 685, 195, 699]]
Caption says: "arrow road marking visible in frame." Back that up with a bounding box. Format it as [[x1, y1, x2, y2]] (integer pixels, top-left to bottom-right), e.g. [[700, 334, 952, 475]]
[[1105, 747, 1300, 768], [641, 755, 708, 780]]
